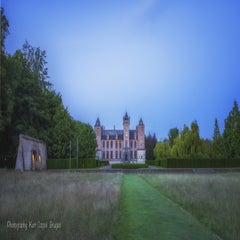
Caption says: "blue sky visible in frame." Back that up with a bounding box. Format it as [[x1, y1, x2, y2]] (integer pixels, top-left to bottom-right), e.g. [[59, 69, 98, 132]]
[[3, 0, 240, 140]]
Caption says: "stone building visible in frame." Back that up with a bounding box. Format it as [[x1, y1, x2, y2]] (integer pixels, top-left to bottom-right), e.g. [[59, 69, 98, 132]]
[[15, 134, 47, 171], [94, 113, 146, 163]]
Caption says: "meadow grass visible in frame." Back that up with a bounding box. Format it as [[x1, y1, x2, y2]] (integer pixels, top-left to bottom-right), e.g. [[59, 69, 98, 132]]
[[1, 171, 239, 240], [0, 171, 122, 240], [142, 173, 240, 240]]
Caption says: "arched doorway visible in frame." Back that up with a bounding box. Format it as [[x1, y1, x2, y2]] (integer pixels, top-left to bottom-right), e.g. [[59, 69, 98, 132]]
[[31, 150, 37, 170], [31, 149, 42, 170]]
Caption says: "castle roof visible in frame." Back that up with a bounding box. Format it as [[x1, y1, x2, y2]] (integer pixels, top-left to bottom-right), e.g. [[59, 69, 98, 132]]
[[123, 112, 130, 121], [139, 117, 144, 126], [95, 117, 101, 127]]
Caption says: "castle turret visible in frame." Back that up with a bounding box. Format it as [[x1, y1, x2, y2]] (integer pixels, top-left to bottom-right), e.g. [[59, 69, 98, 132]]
[[136, 118, 146, 163], [94, 117, 102, 159], [123, 112, 130, 161], [123, 112, 130, 148]]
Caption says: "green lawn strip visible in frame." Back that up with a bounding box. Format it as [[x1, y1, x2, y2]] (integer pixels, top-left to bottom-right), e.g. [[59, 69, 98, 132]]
[[115, 174, 217, 240]]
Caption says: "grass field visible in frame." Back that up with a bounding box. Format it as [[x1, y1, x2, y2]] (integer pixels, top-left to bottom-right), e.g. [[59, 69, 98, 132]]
[[0, 171, 239, 240], [0, 171, 122, 240], [142, 173, 240, 240]]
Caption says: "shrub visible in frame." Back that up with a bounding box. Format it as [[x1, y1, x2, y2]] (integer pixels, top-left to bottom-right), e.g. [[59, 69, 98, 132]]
[[111, 163, 148, 169]]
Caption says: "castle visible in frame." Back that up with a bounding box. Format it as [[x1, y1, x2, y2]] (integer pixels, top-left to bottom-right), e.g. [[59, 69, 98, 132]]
[[94, 113, 146, 163]]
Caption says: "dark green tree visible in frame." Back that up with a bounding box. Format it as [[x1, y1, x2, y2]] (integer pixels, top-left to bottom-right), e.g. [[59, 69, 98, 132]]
[[223, 100, 240, 159], [0, 9, 97, 167], [211, 118, 224, 158], [0, 7, 9, 139], [0, 7, 9, 53], [145, 133, 157, 160]]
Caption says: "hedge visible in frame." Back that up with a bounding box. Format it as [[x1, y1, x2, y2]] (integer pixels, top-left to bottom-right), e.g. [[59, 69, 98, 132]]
[[158, 158, 240, 168], [47, 158, 109, 169], [111, 163, 148, 169], [146, 159, 161, 167]]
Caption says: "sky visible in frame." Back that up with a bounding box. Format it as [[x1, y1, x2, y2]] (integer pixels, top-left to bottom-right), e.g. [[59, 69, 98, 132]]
[[2, 0, 240, 140]]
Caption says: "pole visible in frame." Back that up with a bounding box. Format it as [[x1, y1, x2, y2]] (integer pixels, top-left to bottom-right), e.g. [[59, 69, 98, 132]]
[[77, 138, 78, 169], [70, 141, 71, 169]]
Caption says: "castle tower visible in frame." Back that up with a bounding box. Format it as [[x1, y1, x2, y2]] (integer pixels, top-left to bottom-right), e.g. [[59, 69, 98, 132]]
[[123, 112, 130, 161], [136, 118, 146, 163], [94, 117, 102, 159]]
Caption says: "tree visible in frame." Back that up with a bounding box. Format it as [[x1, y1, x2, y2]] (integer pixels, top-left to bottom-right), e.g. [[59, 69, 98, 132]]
[[0, 7, 9, 53], [189, 121, 204, 157], [0, 7, 9, 133], [223, 100, 240, 159], [168, 127, 179, 147], [0, 9, 97, 167], [145, 133, 157, 160], [50, 106, 74, 158], [73, 121, 96, 159], [171, 136, 184, 158], [211, 118, 224, 158], [154, 141, 171, 160], [170, 122, 205, 158]]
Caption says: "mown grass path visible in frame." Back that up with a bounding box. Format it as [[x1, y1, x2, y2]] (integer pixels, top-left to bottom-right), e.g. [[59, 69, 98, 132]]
[[115, 175, 217, 240]]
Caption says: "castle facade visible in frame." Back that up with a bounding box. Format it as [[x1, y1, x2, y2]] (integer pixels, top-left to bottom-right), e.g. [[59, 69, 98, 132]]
[[94, 113, 146, 163]]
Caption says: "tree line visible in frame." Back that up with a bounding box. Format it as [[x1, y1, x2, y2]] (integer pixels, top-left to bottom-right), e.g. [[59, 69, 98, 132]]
[[0, 8, 96, 168], [153, 100, 240, 161]]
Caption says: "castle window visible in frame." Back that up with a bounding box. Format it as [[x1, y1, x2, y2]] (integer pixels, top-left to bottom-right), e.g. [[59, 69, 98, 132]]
[[102, 151, 105, 159], [115, 151, 118, 159], [102, 141, 105, 148], [110, 151, 113, 159], [119, 141, 122, 148], [115, 141, 118, 148], [107, 141, 109, 148], [110, 141, 113, 148], [106, 151, 109, 159]]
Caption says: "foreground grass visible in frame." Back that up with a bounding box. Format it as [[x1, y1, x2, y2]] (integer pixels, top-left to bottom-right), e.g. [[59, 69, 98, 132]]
[[0, 171, 122, 240], [142, 173, 240, 240], [115, 175, 216, 240]]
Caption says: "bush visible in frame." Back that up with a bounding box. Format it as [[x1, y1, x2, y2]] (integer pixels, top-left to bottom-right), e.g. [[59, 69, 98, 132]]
[[111, 163, 148, 169], [159, 158, 240, 168], [47, 158, 109, 169]]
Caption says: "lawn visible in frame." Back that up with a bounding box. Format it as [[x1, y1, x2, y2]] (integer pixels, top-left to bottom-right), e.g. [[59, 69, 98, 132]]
[[115, 175, 216, 240], [0, 171, 122, 240], [142, 173, 240, 240]]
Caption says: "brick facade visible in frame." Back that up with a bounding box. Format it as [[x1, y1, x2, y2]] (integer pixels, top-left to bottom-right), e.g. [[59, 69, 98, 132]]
[[94, 113, 145, 163]]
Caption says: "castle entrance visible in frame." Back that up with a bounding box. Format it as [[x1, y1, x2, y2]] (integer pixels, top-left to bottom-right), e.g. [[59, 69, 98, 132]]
[[124, 152, 128, 161]]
